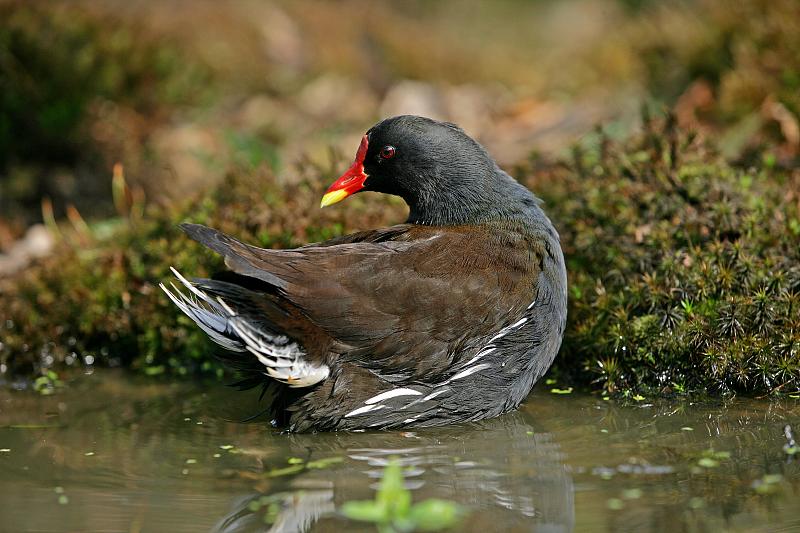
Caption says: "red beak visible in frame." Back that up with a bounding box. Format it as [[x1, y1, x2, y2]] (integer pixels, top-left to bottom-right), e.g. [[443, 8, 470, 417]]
[[320, 135, 369, 207]]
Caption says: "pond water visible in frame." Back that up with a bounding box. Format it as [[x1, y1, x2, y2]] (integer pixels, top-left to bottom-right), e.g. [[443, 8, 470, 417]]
[[1, 370, 798, 532]]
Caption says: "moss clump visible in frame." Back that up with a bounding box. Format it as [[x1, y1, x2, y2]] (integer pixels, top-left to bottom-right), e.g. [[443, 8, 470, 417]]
[[530, 114, 800, 396]]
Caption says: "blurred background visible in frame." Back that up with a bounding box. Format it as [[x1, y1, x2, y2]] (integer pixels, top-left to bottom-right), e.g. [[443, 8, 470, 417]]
[[2, 0, 798, 275]]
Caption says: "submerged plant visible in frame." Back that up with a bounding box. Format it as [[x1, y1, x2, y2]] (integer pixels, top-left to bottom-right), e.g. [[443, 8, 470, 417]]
[[340, 459, 464, 532], [32, 370, 63, 395]]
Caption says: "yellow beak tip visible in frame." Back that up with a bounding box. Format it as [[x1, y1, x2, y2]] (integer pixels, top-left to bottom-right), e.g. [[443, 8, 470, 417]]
[[320, 190, 348, 208]]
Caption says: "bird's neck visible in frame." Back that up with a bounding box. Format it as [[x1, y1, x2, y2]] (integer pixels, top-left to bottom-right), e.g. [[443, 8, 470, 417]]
[[404, 169, 540, 227]]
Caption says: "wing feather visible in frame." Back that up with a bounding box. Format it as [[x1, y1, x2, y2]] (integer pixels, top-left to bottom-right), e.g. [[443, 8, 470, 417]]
[[179, 223, 541, 380]]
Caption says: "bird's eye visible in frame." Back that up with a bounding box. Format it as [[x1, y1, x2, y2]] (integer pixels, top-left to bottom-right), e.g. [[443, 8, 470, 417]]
[[379, 145, 396, 160]]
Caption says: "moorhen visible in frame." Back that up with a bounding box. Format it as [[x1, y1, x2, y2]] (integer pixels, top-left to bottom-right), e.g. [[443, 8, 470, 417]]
[[161, 115, 567, 432]]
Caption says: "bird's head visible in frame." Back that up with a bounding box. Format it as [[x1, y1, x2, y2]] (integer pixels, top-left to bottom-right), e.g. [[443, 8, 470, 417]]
[[321, 115, 511, 225]]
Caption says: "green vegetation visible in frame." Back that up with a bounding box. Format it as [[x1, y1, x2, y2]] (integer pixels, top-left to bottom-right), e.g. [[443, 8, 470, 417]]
[[340, 459, 464, 532], [265, 455, 344, 478], [535, 114, 800, 396], [3, 110, 797, 397]]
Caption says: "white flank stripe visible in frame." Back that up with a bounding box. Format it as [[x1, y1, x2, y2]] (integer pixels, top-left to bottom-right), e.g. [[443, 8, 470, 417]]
[[488, 317, 529, 343], [345, 404, 386, 418], [510, 317, 528, 329], [421, 388, 450, 402], [462, 347, 496, 368], [364, 388, 422, 405], [477, 347, 497, 358], [448, 363, 490, 382]]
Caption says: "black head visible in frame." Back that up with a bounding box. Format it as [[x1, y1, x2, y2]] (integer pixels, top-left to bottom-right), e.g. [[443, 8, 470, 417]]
[[321, 115, 536, 225]]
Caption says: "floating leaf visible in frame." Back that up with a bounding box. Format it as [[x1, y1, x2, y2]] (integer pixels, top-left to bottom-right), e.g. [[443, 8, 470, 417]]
[[341, 500, 387, 523], [697, 457, 718, 468], [307, 456, 344, 469], [267, 464, 305, 478], [607, 498, 624, 510], [407, 499, 464, 531], [622, 488, 643, 500]]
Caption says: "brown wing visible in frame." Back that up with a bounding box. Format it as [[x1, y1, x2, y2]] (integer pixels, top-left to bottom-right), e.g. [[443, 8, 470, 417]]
[[180, 223, 539, 379]]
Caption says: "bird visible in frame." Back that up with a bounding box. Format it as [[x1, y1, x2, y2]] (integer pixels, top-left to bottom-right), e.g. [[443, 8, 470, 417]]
[[161, 115, 567, 432]]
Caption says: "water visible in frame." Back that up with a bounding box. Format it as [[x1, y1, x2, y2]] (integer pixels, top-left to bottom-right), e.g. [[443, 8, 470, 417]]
[[1, 370, 798, 532]]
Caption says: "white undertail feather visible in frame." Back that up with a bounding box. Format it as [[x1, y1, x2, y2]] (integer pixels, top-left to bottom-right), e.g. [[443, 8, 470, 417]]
[[159, 268, 244, 352], [160, 267, 329, 388]]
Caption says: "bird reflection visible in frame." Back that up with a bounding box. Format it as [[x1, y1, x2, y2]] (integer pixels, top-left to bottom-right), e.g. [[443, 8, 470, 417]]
[[212, 413, 574, 533]]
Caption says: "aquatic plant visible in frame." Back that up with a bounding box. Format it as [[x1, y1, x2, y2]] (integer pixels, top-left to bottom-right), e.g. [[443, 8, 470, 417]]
[[340, 458, 464, 532]]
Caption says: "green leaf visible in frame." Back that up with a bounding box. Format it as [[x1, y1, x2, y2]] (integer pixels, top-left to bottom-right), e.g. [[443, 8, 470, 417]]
[[607, 498, 624, 510], [697, 457, 718, 468], [341, 500, 387, 523], [266, 464, 304, 477], [376, 459, 412, 518], [306, 456, 344, 469], [143, 365, 165, 376], [408, 499, 464, 531]]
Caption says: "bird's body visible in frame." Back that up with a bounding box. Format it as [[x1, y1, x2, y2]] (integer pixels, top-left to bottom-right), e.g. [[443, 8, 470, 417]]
[[162, 116, 567, 432]]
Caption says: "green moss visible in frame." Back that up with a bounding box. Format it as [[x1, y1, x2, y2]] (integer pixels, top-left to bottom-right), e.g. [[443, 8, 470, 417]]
[[531, 113, 800, 396]]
